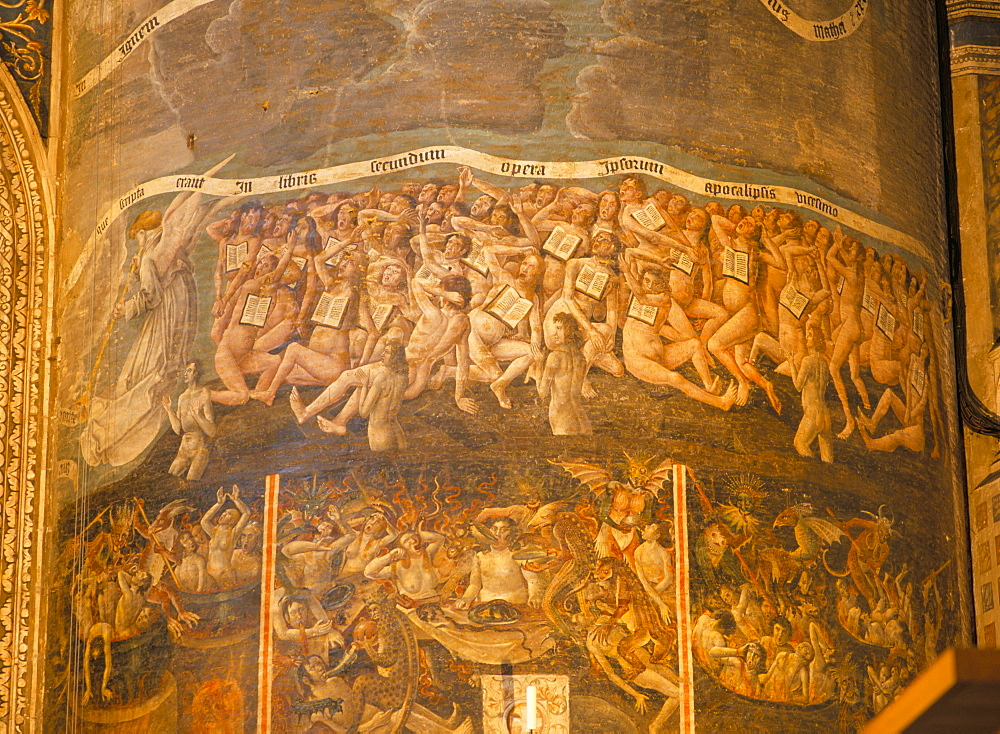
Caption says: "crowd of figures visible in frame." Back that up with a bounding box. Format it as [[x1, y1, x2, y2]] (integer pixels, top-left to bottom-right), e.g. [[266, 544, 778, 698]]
[[61, 489, 263, 706], [256, 460, 944, 732], [56, 460, 948, 730], [153, 166, 949, 461], [689, 478, 948, 728]]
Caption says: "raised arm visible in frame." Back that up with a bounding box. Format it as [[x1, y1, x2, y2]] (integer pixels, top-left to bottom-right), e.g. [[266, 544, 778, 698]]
[[619, 209, 676, 249], [825, 234, 850, 280], [464, 167, 510, 204], [710, 214, 735, 250], [511, 197, 541, 248], [230, 485, 251, 538], [162, 396, 182, 435], [200, 487, 227, 536], [759, 230, 787, 271]]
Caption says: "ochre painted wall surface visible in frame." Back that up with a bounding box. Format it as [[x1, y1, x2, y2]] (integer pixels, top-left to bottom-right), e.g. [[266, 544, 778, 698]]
[[9, 0, 978, 732]]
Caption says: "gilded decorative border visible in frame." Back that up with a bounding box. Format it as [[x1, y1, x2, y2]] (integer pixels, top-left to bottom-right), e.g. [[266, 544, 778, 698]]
[[0, 0, 51, 135], [0, 61, 52, 732]]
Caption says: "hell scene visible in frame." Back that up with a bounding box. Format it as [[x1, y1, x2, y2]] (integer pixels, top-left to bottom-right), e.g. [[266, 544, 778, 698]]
[[47, 166, 961, 732]]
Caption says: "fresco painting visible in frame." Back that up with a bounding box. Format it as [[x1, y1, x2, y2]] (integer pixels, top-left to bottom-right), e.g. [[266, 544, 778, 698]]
[[41, 0, 969, 730], [50, 165, 961, 732]]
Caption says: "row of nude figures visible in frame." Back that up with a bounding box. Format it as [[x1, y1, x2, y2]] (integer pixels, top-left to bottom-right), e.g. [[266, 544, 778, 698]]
[[134, 167, 947, 464]]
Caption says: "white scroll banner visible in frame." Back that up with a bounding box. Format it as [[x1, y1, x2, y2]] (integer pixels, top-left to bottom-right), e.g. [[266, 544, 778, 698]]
[[72, 0, 869, 99], [71, 0, 221, 99], [64, 144, 932, 291], [758, 0, 869, 41]]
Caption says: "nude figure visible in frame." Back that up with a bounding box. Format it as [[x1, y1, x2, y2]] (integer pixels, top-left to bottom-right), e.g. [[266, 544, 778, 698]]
[[232, 525, 263, 586], [336, 512, 397, 578], [162, 360, 216, 481], [751, 242, 829, 384], [210, 255, 283, 405], [760, 209, 803, 334], [254, 215, 324, 352], [114, 569, 154, 639], [403, 275, 478, 415], [543, 231, 623, 397], [272, 592, 344, 659], [586, 621, 680, 733], [705, 215, 785, 411], [533, 190, 596, 300], [364, 259, 417, 360], [290, 341, 410, 451], [634, 522, 675, 623], [663, 208, 730, 340], [208, 204, 265, 343], [200, 486, 251, 589], [618, 175, 681, 249], [365, 529, 445, 603], [825, 230, 872, 437], [442, 248, 544, 409], [857, 347, 929, 453], [457, 517, 539, 608], [538, 312, 592, 435], [252, 251, 376, 405], [175, 531, 210, 593], [620, 260, 737, 410], [789, 325, 833, 462]]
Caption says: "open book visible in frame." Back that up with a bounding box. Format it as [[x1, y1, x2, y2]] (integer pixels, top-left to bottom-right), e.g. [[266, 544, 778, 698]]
[[370, 302, 396, 333], [862, 284, 878, 314], [670, 248, 694, 275], [414, 263, 442, 288], [484, 284, 533, 328], [574, 263, 611, 300], [324, 243, 358, 267], [627, 295, 660, 326], [461, 246, 490, 277], [542, 226, 583, 261], [876, 303, 897, 339], [311, 291, 350, 329], [226, 240, 249, 272], [239, 293, 272, 327], [630, 202, 666, 231], [721, 247, 750, 285], [912, 307, 925, 341], [779, 286, 810, 320]]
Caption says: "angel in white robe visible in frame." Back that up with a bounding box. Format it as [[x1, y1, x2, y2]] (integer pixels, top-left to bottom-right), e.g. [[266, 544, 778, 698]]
[[81, 161, 233, 467]]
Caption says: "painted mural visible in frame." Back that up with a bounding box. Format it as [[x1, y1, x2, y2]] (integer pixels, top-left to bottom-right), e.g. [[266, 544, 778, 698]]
[[43, 0, 968, 731]]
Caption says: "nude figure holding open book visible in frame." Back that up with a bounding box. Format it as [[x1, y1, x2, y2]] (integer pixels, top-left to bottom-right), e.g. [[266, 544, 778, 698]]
[[620, 262, 737, 411], [706, 215, 785, 411], [440, 248, 544, 409], [543, 230, 624, 397], [210, 255, 283, 405], [251, 251, 376, 405]]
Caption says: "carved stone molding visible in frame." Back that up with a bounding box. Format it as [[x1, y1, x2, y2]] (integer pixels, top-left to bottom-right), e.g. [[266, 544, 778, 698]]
[[952, 45, 1000, 77], [948, 0, 1000, 21], [0, 61, 53, 732]]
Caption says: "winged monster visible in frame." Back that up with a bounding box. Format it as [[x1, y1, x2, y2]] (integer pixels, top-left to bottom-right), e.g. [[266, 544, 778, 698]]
[[549, 453, 674, 565]]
